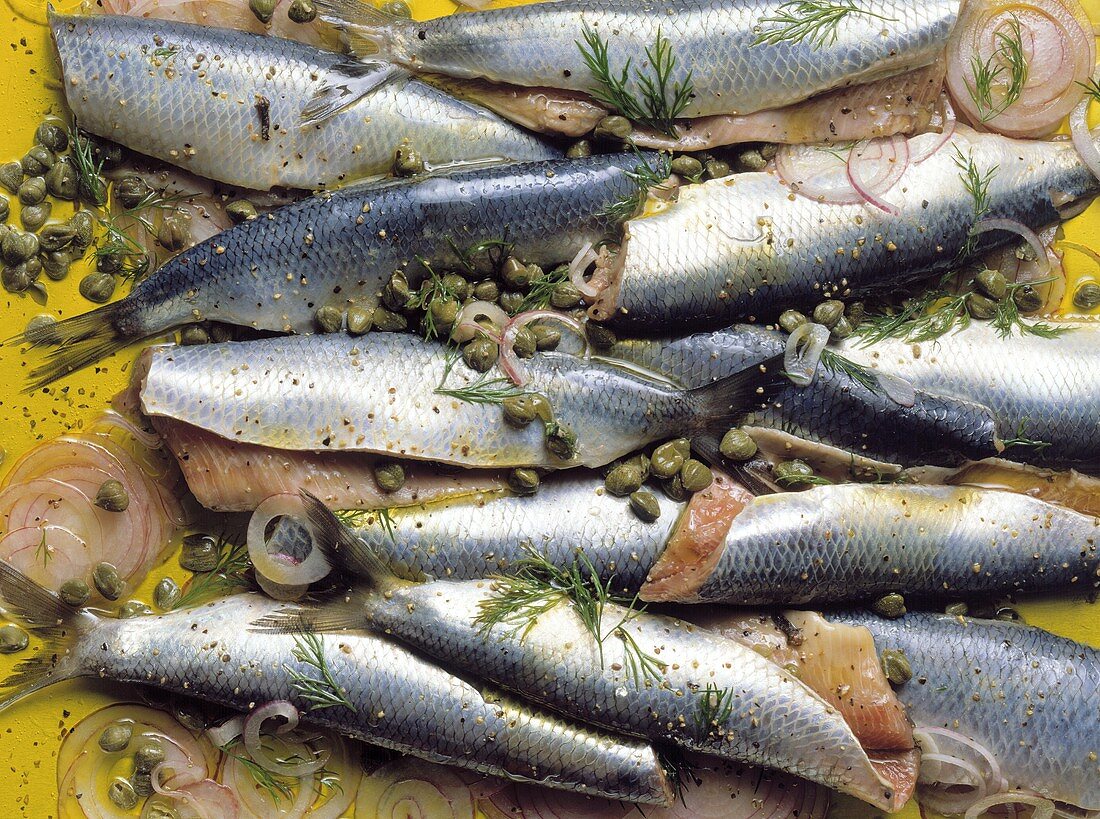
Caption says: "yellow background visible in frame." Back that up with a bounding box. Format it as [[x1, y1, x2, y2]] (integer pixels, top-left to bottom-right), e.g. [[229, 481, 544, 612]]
[[0, 0, 1097, 815]]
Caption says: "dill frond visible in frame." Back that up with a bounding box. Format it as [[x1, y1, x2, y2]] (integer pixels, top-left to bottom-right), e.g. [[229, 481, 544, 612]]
[[753, 0, 895, 49], [172, 534, 252, 610], [285, 632, 355, 711], [963, 14, 1028, 122]]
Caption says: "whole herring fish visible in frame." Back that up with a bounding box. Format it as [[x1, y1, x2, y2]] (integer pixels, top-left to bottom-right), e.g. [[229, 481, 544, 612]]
[[0, 562, 673, 806], [137, 332, 775, 469], [314, 0, 959, 119], [50, 12, 559, 191], [22, 153, 655, 389], [831, 611, 1100, 814], [260, 497, 919, 812], [588, 127, 1099, 332]]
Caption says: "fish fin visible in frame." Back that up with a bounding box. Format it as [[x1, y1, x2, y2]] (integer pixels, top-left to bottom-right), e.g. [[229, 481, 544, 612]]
[[250, 591, 370, 634], [314, 0, 403, 57], [691, 437, 781, 496], [300, 60, 404, 126], [0, 561, 97, 713], [687, 353, 785, 429], [9, 301, 135, 392], [298, 490, 405, 592]]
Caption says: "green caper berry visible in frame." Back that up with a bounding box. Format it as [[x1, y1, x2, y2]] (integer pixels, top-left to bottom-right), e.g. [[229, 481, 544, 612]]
[[704, 159, 732, 180], [880, 648, 912, 686], [1012, 284, 1043, 314], [502, 393, 551, 426], [38, 223, 76, 253], [78, 173, 109, 207], [1073, 282, 1100, 311], [393, 145, 424, 177], [114, 175, 152, 210], [225, 199, 258, 223], [371, 305, 408, 333], [967, 292, 998, 320], [180, 324, 211, 345], [605, 462, 644, 497], [441, 273, 469, 302], [288, 0, 317, 22], [21, 146, 54, 177], [157, 211, 191, 251], [472, 280, 499, 303], [566, 140, 592, 159], [550, 281, 583, 309], [133, 739, 166, 772], [719, 428, 757, 461], [871, 592, 907, 619], [69, 211, 96, 249], [533, 325, 561, 351], [346, 304, 373, 335], [59, 578, 90, 607], [130, 770, 154, 797], [380, 0, 412, 16], [0, 624, 28, 654], [2, 230, 38, 265], [680, 459, 713, 492], [374, 461, 406, 493], [95, 248, 124, 274], [143, 800, 181, 819], [462, 336, 498, 372], [830, 316, 854, 340], [25, 313, 55, 335], [381, 271, 411, 310], [98, 722, 132, 752], [249, 0, 276, 22], [2, 266, 30, 293], [36, 119, 69, 153], [174, 704, 206, 734], [650, 441, 685, 478], [429, 298, 460, 333], [670, 155, 704, 179], [0, 161, 23, 194], [668, 438, 692, 461], [21, 202, 50, 232], [944, 602, 968, 617], [92, 562, 124, 601], [974, 269, 1007, 300], [207, 323, 232, 343], [630, 453, 651, 482], [845, 301, 866, 327], [499, 291, 525, 314], [629, 490, 661, 522], [108, 778, 138, 810], [545, 423, 577, 461], [774, 459, 814, 486], [995, 606, 1023, 622], [44, 158, 78, 200], [511, 326, 538, 359], [595, 115, 632, 140], [94, 479, 129, 512], [507, 467, 540, 495], [502, 257, 536, 290], [24, 256, 42, 281], [0, 195, 7, 222], [585, 322, 616, 350], [778, 309, 808, 334], [153, 577, 181, 610], [734, 149, 766, 171], [119, 600, 153, 619], [662, 474, 687, 501], [180, 534, 219, 572], [812, 300, 845, 329], [315, 305, 344, 334]]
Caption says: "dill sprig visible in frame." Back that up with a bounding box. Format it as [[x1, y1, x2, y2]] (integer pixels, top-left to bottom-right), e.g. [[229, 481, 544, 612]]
[[818, 348, 880, 394], [964, 14, 1028, 122], [600, 150, 672, 222], [68, 127, 107, 207], [753, 0, 895, 49], [173, 534, 252, 610], [407, 258, 462, 340], [448, 236, 514, 279], [333, 508, 397, 542], [285, 632, 355, 711], [578, 25, 694, 136], [474, 547, 667, 687], [953, 146, 997, 260], [1077, 77, 1100, 105], [35, 529, 51, 567], [519, 264, 569, 312], [222, 739, 337, 804], [434, 347, 526, 405], [1001, 417, 1052, 452], [96, 187, 186, 281], [694, 683, 735, 733], [775, 472, 833, 488]]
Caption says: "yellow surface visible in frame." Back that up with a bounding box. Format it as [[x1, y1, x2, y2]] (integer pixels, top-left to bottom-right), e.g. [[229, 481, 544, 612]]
[[0, 0, 1097, 816]]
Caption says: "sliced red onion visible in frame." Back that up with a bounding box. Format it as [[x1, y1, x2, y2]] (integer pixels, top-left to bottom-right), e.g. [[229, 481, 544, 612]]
[[451, 301, 509, 344], [910, 97, 958, 164], [846, 135, 909, 215], [1070, 72, 1100, 182], [915, 727, 1009, 816], [970, 218, 1051, 275], [497, 310, 587, 386], [774, 143, 864, 205], [243, 701, 330, 777], [784, 323, 830, 387], [965, 792, 1056, 819], [567, 241, 601, 298], [205, 715, 245, 749], [247, 494, 332, 586]]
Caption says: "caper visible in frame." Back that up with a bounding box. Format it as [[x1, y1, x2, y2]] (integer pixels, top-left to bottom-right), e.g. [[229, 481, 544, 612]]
[[629, 490, 661, 522], [845, 301, 866, 327], [586, 321, 616, 350], [130, 770, 154, 797], [499, 290, 525, 314], [224, 199, 258, 224], [650, 441, 685, 478], [96, 247, 124, 274], [98, 722, 133, 752], [288, 0, 318, 22], [157, 211, 191, 251], [44, 158, 78, 200], [0, 161, 23, 194], [208, 323, 233, 343], [78, 171, 108, 207], [429, 298, 460, 334], [381, 271, 411, 310], [380, 0, 412, 16], [21, 146, 54, 177], [872, 592, 906, 619], [880, 648, 912, 686], [440, 273, 469, 302], [605, 461, 644, 497], [25, 313, 56, 335], [79, 270, 115, 302], [108, 779, 138, 810], [0, 624, 28, 654], [153, 577, 181, 610], [180, 533, 219, 572], [502, 393, 551, 427], [566, 140, 592, 159], [737, 148, 768, 171], [315, 305, 344, 334], [346, 304, 373, 335], [667, 438, 692, 461], [510, 325, 537, 359], [36, 119, 69, 153], [502, 257, 536, 290], [507, 467, 540, 495], [719, 428, 758, 461], [114, 175, 152, 210], [967, 292, 998, 320], [545, 422, 577, 461], [180, 324, 211, 345], [1073, 282, 1100, 311], [59, 578, 90, 607], [119, 600, 153, 619], [95, 479, 130, 512], [143, 800, 181, 819], [69, 211, 96, 250], [595, 115, 632, 140], [533, 325, 561, 351], [777, 309, 810, 334], [20, 202, 50, 232], [995, 606, 1023, 622], [830, 316, 854, 340], [473, 280, 499, 303], [462, 336, 498, 372], [662, 473, 687, 501], [0, 194, 7, 222], [92, 562, 124, 601], [812, 299, 845, 329], [774, 459, 814, 486], [133, 739, 166, 772], [680, 459, 713, 492], [670, 155, 704, 179], [1013, 284, 1043, 314], [549, 280, 582, 309], [249, 0, 276, 23], [24, 255, 42, 281], [174, 703, 207, 734], [371, 305, 408, 332], [38, 223, 77, 253], [944, 602, 968, 617], [17, 176, 47, 206], [701, 159, 729, 180], [974, 269, 1007, 300], [2, 265, 31, 293], [369, 460, 405, 493], [393, 144, 424, 177]]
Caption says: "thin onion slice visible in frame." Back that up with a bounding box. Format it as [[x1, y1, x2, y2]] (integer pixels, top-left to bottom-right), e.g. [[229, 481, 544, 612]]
[[910, 96, 958, 164], [1070, 70, 1100, 181], [498, 310, 587, 386], [971, 218, 1052, 275], [242, 701, 330, 777], [846, 135, 909, 214], [965, 792, 1057, 819], [774, 142, 865, 205], [784, 323, 830, 387], [356, 757, 477, 819], [205, 715, 245, 749], [451, 301, 509, 344], [247, 494, 332, 587], [567, 241, 601, 298]]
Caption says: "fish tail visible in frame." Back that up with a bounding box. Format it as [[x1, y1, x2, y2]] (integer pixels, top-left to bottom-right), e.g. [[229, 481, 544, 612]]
[[300, 60, 406, 127], [313, 0, 404, 57], [0, 561, 97, 713], [687, 352, 785, 427]]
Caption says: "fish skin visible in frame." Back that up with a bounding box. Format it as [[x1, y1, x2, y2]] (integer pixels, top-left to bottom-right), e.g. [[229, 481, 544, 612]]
[[6, 587, 672, 805], [647, 484, 1100, 605], [138, 332, 770, 469], [328, 0, 959, 119], [830, 611, 1100, 812], [607, 324, 1001, 466], [838, 321, 1100, 470], [50, 12, 559, 191], [592, 128, 1098, 332]]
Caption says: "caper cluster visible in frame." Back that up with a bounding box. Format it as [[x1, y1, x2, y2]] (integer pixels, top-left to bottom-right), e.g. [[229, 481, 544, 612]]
[[249, 0, 317, 23], [587, 438, 717, 523], [778, 298, 864, 342], [97, 723, 170, 811], [501, 393, 578, 470]]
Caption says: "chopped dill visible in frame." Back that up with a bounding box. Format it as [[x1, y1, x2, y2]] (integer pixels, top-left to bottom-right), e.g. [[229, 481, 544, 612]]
[[694, 683, 735, 733], [434, 347, 526, 405], [285, 632, 355, 711], [519, 264, 569, 312], [67, 127, 107, 207], [333, 508, 397, 542], [577, 25, 694, 136], [1001, 418, 1053, 453], [753, 0, 895, 49], [964, 14, 1028, 122], [818, 348, 880, 394], [600, 150, 672, 222], [172, 534, 252, 610]]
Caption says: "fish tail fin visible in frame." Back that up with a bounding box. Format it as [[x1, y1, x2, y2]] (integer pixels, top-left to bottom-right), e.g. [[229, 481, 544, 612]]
[[12, 301, 136, 392], [690, 436, 781, 496], [313, 0, 406, 57], [687, 353, 785, 428], [0, 561, 97, 713], [300, 60, 405, 126]]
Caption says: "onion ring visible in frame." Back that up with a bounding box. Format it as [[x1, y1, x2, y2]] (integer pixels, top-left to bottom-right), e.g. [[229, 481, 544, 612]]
[[450, 301, 509, 344], [242, 701, 330, 777], [970, 218, 1052, 275], [1070, 69, 1100, 182], [846, 135, 909, 214], [497, 310, 587, 387], [965, 792, 1057, 819], [784, 323, 830, 387], [567, 241, 600, 298], [247, 494, 332, 587]]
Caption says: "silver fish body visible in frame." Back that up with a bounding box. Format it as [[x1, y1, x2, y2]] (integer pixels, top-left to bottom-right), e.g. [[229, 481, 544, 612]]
[[51, 12, 558, 190], [831, 611, 1100, 812], [592, 128, 1097, 332], [838, 322, 1100, 469], [329, 0, 959, 119]]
